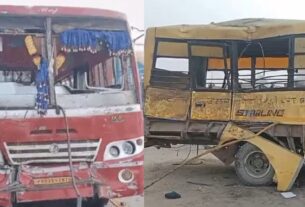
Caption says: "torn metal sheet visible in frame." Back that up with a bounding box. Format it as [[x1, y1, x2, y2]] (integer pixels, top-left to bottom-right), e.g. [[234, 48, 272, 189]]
[[220, 123, 304, 191]]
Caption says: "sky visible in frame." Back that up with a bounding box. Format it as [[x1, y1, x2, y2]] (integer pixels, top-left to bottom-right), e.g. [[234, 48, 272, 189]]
[[145, 0, 305, 28]]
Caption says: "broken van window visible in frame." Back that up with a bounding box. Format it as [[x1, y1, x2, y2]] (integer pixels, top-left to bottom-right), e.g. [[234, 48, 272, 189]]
[[151, 57, 189, 89]]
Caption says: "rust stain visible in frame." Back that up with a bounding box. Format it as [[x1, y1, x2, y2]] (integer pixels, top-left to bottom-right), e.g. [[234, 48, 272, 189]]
[[144, 87, 191, 120], [191, 91, 231, 120], [232, 91, 305, 124]]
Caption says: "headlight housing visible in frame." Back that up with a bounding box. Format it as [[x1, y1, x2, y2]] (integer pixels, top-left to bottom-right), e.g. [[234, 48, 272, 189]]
[[109, 146, 120, 157], [104, 137, 144, 161], [122, 141, 135, 155]]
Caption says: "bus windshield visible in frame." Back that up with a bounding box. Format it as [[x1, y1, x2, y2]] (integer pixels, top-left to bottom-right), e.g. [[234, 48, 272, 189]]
[[0, 16, 138, 111]]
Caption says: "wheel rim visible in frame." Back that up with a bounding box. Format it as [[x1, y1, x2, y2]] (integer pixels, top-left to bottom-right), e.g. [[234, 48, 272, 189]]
[[244, 150, 271, 178]]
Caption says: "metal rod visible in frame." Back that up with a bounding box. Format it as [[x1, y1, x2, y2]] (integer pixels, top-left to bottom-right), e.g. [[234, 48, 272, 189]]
[[46, 17, 56, 106], [231, 42, 239, 91]]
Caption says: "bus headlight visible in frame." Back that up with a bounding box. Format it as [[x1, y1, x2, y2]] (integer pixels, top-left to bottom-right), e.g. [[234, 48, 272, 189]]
[[109, 146, 120, 157], [104, 137, 144, 161], [122, 141, 135, 155], [118, 169, 134, 183]]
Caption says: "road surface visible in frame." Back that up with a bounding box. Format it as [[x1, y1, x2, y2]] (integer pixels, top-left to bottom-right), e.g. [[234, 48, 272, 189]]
[[145, 145, 305, 207]]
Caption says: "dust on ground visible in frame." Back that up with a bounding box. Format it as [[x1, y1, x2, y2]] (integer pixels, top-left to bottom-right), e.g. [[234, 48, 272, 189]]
[[145, 145, 305, 207]]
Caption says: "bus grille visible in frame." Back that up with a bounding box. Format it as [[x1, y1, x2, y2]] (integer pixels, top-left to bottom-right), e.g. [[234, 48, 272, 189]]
[[4, 139, 101, 165]]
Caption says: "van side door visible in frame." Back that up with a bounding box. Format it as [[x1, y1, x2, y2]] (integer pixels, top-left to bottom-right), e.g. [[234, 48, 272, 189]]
[[188, 41, 232, 121], [144, 39, 191, 121]]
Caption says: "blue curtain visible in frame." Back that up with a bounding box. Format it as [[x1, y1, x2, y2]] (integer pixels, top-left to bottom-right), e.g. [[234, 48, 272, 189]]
[[60, 29, 132, 55], [35, 58, 49, 115]]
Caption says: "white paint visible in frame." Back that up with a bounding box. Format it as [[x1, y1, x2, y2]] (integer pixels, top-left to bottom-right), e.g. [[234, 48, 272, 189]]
[[0, 37, 2, 52], [21, 163, 89, 174], [5, 139, 101, 165], [281, 192, 296, 199], [104, 137, 144, 161], [93, 160, 144, 169], [22, 160, 144, 174], [118, 169, 135, 184], [10, 151, 96, 158], [0, 104, 141, 119], [7, 142, 100, 150]]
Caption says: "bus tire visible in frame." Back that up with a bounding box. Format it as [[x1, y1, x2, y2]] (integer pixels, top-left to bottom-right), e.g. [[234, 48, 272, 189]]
[[235, 143, 275, 186]]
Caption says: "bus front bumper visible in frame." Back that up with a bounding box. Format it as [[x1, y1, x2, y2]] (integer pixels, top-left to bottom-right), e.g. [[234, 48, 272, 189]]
[[11, 160, 143, 205]]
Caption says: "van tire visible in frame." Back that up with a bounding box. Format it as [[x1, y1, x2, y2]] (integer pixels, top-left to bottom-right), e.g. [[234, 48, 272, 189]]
[[235, 143, 275, 186]]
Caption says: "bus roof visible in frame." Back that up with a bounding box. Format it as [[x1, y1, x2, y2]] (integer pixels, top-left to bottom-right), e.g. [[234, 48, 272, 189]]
[[0, 5, 127, 21], [147, 18, 305, 41]]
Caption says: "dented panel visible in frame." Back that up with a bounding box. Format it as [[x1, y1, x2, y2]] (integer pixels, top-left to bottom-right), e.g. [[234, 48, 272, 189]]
[[220, 123, 304, 191], [232, 91, 305, 124], [191, 91, 231, 120], [144, 87, 191, 120]]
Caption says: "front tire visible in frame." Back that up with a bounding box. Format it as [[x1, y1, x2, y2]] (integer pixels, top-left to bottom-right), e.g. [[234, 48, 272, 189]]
[[235, 143, 275, 186]]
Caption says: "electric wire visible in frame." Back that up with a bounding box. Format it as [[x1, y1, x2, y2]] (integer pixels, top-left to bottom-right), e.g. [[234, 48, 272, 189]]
[[144, 122, 278, 190], [57, 105, 82, 207]]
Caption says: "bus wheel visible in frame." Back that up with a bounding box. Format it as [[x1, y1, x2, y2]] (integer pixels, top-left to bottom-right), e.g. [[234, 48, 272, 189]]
[[235, 143, 275, 186]]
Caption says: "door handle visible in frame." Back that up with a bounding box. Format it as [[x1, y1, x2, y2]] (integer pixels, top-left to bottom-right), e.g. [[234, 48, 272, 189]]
[[195, 101, 205, 107]]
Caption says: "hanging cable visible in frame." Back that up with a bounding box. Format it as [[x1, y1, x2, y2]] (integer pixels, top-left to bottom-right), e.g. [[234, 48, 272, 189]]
[[257, 42, 266, 72], [57, 105, 82, 207]]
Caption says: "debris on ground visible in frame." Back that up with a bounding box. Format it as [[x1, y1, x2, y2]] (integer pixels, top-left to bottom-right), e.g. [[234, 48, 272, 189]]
[[280, 192, 296, 199], [187, 181, 212, 186], [164, 191, 181, 199]]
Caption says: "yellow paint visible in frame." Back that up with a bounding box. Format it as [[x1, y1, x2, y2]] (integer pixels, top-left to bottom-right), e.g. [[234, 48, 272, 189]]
[[33, 177, 72, 185], [144, 19, 305, 192], [144, 28, 156, 89], [24, 35, 38, 56], [220, 123, 304, 191], [151, 19, 305, 41], [55, 53, 66, 70], [191, 91, 231, 120], [295, 37, 305, 53], [207, 57, 288, 69], [191, 45, 224, 57], [294, 55, 305, 68], [157, 42, 188, 58], [232, 91, 305, 124], [144, 87, 191, 120]]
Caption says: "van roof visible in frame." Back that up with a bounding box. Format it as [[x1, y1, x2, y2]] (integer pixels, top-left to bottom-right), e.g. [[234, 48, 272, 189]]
[[147, 18, 305, 40]]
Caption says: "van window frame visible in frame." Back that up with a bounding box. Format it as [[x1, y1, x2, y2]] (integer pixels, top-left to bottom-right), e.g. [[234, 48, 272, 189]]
[[150, 38, 191, 90], [187, 40, 232, 92], [233, 35, 305, 92]]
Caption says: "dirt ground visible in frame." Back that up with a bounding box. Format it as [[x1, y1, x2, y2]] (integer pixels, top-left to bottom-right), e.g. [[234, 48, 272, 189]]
[[144, 145, 305, 207]]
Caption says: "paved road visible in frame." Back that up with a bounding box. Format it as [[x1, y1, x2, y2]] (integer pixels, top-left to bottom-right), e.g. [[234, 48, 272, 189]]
[[145, 145, 305, 207], [16, 195, 143, 207]]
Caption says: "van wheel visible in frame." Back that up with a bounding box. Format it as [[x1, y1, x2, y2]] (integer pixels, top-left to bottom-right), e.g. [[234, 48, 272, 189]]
[[235, 143, 275, 186]]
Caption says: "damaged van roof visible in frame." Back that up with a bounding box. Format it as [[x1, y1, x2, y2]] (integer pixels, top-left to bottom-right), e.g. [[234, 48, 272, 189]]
[[147, 18, 305, 40]]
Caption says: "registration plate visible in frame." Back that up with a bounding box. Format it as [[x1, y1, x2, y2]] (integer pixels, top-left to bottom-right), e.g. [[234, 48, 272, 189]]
[[33, 177, 72, 185]]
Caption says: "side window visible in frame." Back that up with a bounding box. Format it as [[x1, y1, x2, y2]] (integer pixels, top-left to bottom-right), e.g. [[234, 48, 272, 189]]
[[189, 43, 230, 90], [151, 41, 190, 89], [237, 39, 289, 90], [88, 57, 123, 89], [294, 37, 305, 88], [239, 57, 288, 90], [123, 56, 135, 91], [0, 70, 33, 84]]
